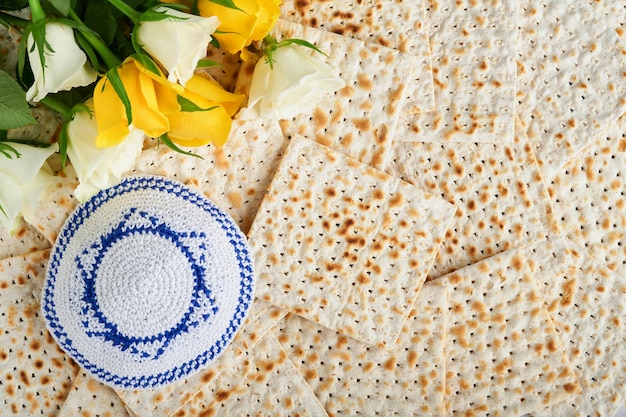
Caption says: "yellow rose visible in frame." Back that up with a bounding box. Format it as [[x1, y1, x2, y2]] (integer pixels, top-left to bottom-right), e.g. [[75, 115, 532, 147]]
[[93, 58, 182, 148], [167, 73, 245, 147], [197, 0, 281, 57]]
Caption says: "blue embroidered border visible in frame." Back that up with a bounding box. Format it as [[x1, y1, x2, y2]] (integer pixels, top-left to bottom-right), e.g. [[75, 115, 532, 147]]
[[42, 176, 255, 389]]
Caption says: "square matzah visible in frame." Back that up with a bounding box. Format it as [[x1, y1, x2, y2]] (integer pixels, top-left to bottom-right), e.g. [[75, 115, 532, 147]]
[[525, 238, 626, 417], [248, 136, 456, 348], [395, 0, 518, 142], [516, 0, 626, 180], [547, 114, 626, 276], [275, 281, 448, 416], [387, 137, 555, 280], [442, 248, 580, 415], [279, 0, 435, 113]]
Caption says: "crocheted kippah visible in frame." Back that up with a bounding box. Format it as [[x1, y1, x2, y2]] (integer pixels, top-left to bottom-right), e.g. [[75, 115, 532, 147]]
[[42, 176, 255, 390]]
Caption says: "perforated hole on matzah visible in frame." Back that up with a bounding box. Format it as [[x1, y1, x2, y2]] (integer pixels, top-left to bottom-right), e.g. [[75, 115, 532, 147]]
[[237, 19, 415, 170], [441, 248, 579, 416], [0, 251, 79, 416], [131, 118, 287, 234], [524, 238, 626, 417], [279, 0, 435, 114], [547, 114, 626, 276], [516, 0, 626, 180], [394, 0, 518, 142], [387, 139, 554, 280], [248, 136, 455, 348], [275, 280, 447, 416]]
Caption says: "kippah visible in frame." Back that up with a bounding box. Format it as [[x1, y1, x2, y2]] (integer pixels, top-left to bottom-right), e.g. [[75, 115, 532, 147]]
[[42, 175, 255, 390]]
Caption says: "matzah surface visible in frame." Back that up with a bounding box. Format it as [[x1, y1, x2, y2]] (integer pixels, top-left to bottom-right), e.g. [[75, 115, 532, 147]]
[[132, 118, 288, 234], [58, 371, 130, 417], [279, 0, 435, 113], [176, 332, 328, 417], [387, 138, 554, 280], [395, 0, 518, 143], [275, 281, 447, 416], [0, 218, 50, 259], [249, 136, 456, 348], [442, 248, 579, 415], [243, 19, 415, 170], [525, 238, 626, 417], [547, 114, 626, 276], [516, 0, 626, 180], [115, 300, 286, 416], [0, 250, 79, 415]]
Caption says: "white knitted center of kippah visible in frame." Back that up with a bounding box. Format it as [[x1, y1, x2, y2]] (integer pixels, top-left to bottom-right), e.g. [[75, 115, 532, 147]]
[[95, 232, 195, 339]]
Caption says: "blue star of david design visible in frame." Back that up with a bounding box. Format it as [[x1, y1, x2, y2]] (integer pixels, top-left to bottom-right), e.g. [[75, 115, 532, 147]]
[[74, 208, 219, 360]]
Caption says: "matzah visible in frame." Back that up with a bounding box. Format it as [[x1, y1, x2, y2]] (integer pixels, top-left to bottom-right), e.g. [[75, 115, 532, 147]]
[[115, 300, 286, 416], [275, 281, 448, 416], [0, 218, 50, 259], [132, 118, 288, 234], [248, 136, 456, 348], [279, 0, 435, 113], [176, 332, 328, 417], [387, 136, 555, 280], [547, 113, 626, 275], [395, 0, 518, 142], [0, 250, 79, 415], [524, 238, 626, 417], [58, 371, 130, 417], [516, 0, 626, 180], [442, 248, 579, 415], [237, 19, 415, 170]]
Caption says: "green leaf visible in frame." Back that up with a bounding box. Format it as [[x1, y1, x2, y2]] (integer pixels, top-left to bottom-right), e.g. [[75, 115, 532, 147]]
[[208, 0, 244, 13], [131, 52, 161, 76], [0, 70, 37, 130], [84, 0, 117, 45], [0, 0, 29, 10], [177, 95, 218, 113], [58, 120, 69, 168], [139, 5, 188, 22], [105, 67, 133, 124], [159, 134, 203, 159], [29, 21, 49, 77], [42, 0, 71, 15], [196, 59, 221, 68], [276, 38, 327, 57]]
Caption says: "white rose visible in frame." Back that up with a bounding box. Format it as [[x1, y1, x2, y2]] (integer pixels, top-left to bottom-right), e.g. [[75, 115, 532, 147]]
[[0, 143, 58, 234], [67, 103, 144, 203], [136, 6, 220, 86], [243, 44, 345, 120], [26, 23, 98, 102]]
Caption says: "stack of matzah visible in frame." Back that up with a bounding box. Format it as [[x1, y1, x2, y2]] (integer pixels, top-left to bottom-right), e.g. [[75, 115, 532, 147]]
[[2, 0, 626, 415]]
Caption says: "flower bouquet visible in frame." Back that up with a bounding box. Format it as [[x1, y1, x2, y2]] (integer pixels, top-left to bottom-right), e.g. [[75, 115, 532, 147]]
[[0, 0, 344, 234]]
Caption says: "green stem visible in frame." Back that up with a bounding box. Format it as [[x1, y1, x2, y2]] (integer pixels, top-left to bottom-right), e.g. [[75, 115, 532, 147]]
[[0, 11, 29, 31], [105, 0, 142, 24], [68, 9, 122, 69], [40, 96, 72, 119], [28, 0, 46, 22]]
